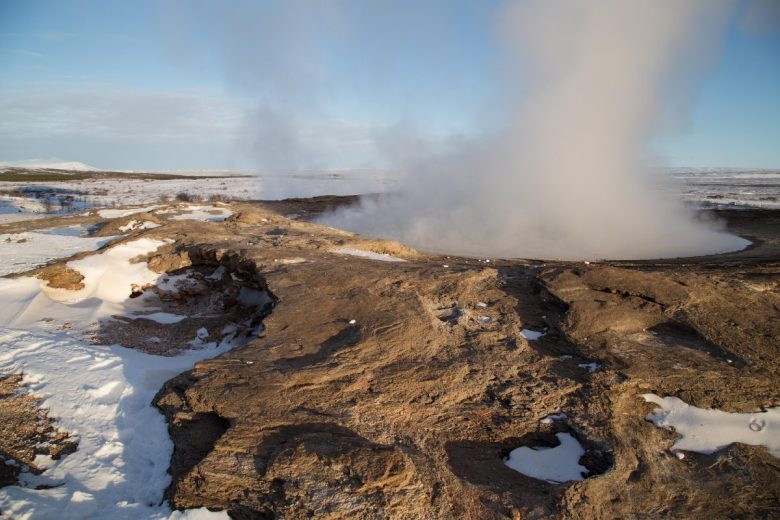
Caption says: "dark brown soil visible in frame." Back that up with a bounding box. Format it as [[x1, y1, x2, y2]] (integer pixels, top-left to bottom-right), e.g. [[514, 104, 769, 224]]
[[146, 203, 779, 519]]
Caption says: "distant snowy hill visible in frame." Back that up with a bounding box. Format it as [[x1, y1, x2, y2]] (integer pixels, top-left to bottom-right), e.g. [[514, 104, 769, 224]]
[[0, 159, 100, 171]]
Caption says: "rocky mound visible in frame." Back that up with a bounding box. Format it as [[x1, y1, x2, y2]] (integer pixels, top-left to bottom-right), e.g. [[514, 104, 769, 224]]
[[148, 203, 779, 518]]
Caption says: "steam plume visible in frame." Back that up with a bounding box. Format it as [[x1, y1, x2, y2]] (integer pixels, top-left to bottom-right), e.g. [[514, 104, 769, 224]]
[[320, 0, 748, 260]]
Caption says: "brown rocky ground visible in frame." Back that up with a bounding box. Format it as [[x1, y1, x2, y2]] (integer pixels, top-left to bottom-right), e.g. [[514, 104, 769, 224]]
[[1, 200, 778, 518], [0, 375, 77, 487]]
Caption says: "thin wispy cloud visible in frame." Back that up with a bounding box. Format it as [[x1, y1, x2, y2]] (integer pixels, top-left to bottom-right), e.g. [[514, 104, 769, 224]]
[[1, 48, 45, 59]]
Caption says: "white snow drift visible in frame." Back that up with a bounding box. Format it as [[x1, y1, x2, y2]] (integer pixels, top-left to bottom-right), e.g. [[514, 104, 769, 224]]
[[0, 237, 230, 518], [0, 227, 113, 277]]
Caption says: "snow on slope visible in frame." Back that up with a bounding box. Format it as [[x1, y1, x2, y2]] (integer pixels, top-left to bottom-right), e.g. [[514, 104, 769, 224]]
[[0, 237, 229, 519], [0, 331, 231, 519], [0, 160, 99, 171]]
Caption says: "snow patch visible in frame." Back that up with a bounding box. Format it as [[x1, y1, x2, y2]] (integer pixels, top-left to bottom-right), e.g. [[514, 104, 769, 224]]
[[98, 205, 163, 218], [504, 433, 588, 483], [0, 212, 49, 224], [0, 230, 114, 277], [520, 328, 545, 341], [540, 413, 568, 425], [642, 394, 780, 457], [118, 220, 161, 232], [331, 248, 406, 262], [170, 205, 232, 222], [0, 329, 232, 518], [578, 362, 599, 373]]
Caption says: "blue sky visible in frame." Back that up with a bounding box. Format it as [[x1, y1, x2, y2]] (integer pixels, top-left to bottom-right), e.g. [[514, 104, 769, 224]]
[[0, 0, 778, 171]]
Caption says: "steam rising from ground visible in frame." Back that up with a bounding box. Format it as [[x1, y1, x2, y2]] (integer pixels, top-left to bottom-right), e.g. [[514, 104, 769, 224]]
[[320, 0, 749, 260]]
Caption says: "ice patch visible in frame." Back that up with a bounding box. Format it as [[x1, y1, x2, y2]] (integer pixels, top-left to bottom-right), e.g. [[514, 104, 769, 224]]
[[37, 224, 93, 237], [504, 433, 588, 483], [331, 248, 406, 262], [642, 394, 780, 457], [520, 328, 545, 341]]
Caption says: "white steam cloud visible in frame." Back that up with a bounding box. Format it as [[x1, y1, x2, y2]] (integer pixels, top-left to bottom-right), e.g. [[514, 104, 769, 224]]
[[320, 0, 749, 260]]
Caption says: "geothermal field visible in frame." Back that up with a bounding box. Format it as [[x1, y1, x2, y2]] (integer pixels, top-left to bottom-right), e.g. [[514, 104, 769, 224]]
[[1, 0, 779, 519], [0, 166, 778, 519]]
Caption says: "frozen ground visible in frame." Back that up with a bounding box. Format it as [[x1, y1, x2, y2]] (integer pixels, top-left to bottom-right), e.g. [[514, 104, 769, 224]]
[[0, 235, 233, 518]]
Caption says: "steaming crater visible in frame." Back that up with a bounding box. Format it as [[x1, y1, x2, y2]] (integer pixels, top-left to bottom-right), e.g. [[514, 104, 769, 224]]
[[318, 193, 751, 261], [319, 0, 746, 261]]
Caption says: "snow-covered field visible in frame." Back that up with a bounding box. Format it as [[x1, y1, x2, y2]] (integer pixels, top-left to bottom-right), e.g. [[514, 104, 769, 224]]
[[1, 167, 777, 226], [0, 225, 113, 277], [671, 168, 780, 209], [0, 235, 233, 518], [0, 170, 397, 224]]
